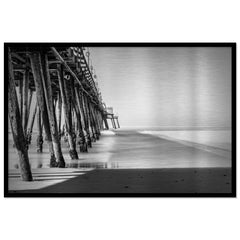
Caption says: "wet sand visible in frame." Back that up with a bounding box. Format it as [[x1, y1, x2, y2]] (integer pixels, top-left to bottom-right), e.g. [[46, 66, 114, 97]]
[[8, 130, 232, 194]]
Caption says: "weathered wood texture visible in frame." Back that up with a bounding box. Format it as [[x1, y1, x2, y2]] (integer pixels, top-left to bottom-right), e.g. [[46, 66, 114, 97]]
[[9, 46, 119, 179], [75, 87, 88, 152], [8, 49, 32, 181], [18, 78, 23, 123], [29, 52, 58, 167], [82, 94, 93, 147], [103, 116, 109, 130], [29, 101, 37, 132], [58, 67, 78, 159], [40, 52, 65, 167], [36, 106, 43, 153], [72, 84, 87, 152], [116, 117, 120, 128], [22, 70, 29, 135], [57, 91, 62, 137], [111, 117, 116, 129], [26, 89, 33, 124]]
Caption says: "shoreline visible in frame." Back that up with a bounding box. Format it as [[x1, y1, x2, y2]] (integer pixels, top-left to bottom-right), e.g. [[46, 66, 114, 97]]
[[8, 130, 232, 194]]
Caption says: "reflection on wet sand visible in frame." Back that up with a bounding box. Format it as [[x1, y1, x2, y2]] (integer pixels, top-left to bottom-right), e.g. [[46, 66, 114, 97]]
[[8, 131, 117, 170], [9, 129, 231, 171], [66, 161, 119, 169], [8, 130, 232, 193]]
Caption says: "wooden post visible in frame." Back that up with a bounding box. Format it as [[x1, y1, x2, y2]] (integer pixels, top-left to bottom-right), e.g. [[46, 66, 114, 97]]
[[71, 108, 77, 150], [99, 113, 103, 130], [89, 103, 100, 140], [78, 91, 91, 141], [72, 85, 87, 152], [22, 70, 29, 136], [57, 91, 62, 138], [26, 89, 33, 124], [111, 118, 114, 128], [82, 94, 93, 146], [99, 112, 104, 130], [111, 116, 116, 129], [87, 99, 96, 141], [97, 111, 103, 132], [79, 92, 92, 147], [103, 115, 109, 130], [29, 52, 58, 167], [70, 79, 77, 150], [40, 52, 65, 167], [97, 111, 103, 131], [113, 118, 117, 129], [36, 106, 43, 153], [57, 67, 78, 159], [94, 110, 100, 133], [18, 78, 23, 123], [116, 117, 120, 128], [86, 99, 97, 141], [95, 109, 102, 135], [8, 49, 32, 181], [26, 102, 37, 147], [75, 87, 88, 152]]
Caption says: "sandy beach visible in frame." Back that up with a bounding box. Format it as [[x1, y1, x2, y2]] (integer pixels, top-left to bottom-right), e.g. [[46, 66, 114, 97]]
[[9, 167, 231, 194], [8, 129, 232, 194]]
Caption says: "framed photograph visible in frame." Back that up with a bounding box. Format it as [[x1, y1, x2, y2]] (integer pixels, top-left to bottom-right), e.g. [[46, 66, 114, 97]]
[[4, 43, 236, 197]]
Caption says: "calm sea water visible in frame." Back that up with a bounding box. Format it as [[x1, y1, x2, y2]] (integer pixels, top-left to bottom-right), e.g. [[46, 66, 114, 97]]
[[139, 130, 231, 150]]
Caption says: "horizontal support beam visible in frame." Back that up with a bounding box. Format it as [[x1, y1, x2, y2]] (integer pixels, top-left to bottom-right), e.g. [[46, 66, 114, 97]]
[[50, 47, 101, 108], [11, 52, 26, 63]]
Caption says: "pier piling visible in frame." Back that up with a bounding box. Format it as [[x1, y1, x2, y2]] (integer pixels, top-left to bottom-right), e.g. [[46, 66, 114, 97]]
[[8, 45, 120, 180]]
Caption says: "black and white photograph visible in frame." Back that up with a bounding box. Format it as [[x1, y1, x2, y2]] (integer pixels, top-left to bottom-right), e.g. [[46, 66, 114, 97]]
[[1, 1, 240, 240], [5, 43, 236, 196]]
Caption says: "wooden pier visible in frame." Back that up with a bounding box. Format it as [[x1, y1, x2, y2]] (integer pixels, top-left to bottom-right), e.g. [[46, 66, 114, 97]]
[[104, 107, 120, 129], [7, 45, 120, 181]]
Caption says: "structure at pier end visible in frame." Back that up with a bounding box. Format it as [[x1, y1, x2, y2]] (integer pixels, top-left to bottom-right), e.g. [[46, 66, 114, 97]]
[[7, 45, 120, 181]]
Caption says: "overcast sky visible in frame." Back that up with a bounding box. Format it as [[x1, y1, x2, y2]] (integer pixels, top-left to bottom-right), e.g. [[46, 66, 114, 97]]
[[90, 47, 231, 128]]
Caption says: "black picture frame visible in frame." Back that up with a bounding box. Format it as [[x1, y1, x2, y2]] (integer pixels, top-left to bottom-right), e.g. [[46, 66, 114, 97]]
[[4, 42, 236, 197]]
